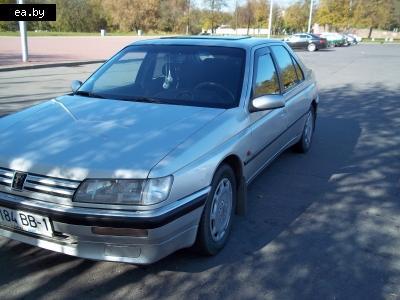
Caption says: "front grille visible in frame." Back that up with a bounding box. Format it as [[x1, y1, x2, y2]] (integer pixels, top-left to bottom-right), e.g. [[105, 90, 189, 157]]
[[0, 167, 81, 205], [0, 168, 13, 187]]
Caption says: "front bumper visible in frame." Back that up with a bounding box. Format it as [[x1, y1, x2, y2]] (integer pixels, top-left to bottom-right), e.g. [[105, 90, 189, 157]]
[[0, 187, 210, 264]]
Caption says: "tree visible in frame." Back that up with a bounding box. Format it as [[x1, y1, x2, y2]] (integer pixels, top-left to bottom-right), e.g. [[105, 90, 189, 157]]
[[234, 0, 267, 33], [203, 0, 227, 33], [232, 0, 284, 35], [0, 0, 399, 35], [101, 0, 159, 32], [352, 0, 396, 37], [253, 0, 268, 29], [394, 0, 400, 29], [316, 0, 353, 30], [272, 4, 285, 35], [158, 0, 189, 33], [188, 8, 205, 34], [241, 0, 255, 33], [283, 1, 309, 33], [0, 0, 18, 31], [53, 0, 106, 32]]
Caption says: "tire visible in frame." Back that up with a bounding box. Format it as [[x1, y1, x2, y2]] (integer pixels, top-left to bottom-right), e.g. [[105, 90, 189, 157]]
[[307, 43, 317, 52], [294, 107, 316, 153], [195, 164, 237, 256]]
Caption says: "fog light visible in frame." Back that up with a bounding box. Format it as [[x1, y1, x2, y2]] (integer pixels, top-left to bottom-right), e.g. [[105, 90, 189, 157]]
[[105, 245, 141, 258], [92, 227, 148, 237]]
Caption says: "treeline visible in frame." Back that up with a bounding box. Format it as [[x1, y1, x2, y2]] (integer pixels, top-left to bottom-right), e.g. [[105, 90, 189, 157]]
[[237, 0, 400, 36], [0, 0, 399, 36]]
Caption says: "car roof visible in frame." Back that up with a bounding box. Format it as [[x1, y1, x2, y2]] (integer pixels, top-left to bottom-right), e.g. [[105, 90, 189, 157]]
[[130, 35, 284, 50]]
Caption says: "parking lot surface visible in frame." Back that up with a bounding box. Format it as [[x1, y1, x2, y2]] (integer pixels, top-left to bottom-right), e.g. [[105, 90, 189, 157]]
[[0, 44, 399, 299]]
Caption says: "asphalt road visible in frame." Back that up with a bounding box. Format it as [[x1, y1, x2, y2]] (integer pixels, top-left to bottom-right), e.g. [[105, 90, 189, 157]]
[[0, 44, 399, 300]]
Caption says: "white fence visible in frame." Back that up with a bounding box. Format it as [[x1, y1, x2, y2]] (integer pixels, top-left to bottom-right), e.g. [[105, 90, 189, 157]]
[[206, 27, 270, 35]]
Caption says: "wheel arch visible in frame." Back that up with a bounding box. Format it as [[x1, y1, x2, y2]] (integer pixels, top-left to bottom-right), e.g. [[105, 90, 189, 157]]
[[311, 99, 318, 120]]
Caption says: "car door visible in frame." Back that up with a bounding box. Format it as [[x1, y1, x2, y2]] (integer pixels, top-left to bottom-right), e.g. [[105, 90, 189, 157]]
[[306, 34, 314, 45], [287, 34, 299, 49], [299, 34, 310, 48], [245, 47, 288, 181], [270, 45, 310, 140], [307, 34, 319, 47]]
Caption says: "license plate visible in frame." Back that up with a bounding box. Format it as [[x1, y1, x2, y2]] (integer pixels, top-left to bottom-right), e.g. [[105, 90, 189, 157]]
[[0, 206, 53, 237]]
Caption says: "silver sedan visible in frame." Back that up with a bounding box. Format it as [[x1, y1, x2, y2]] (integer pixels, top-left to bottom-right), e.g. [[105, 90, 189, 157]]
[[0, 36, 318, 264]]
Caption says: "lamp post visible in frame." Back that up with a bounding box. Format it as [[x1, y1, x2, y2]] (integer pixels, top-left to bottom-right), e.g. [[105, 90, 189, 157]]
[[307, 0, 314, 33], [186, 0, 191, 35], [17, 0, 28, 62], [268, 0, 273, 38], [235, 0, 238, 34]]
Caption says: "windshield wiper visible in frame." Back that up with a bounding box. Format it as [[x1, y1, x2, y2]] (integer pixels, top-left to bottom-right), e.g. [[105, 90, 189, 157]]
[[75, 91, 162, 103], [74, 90, 106, 99], [128, 96, 163, 104]]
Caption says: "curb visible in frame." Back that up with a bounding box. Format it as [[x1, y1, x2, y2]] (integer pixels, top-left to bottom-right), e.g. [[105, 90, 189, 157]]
[[0, 59, 106, 72]]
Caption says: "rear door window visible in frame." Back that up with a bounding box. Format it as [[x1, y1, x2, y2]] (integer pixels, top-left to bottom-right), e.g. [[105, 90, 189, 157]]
[[292, 57, 304, 81]]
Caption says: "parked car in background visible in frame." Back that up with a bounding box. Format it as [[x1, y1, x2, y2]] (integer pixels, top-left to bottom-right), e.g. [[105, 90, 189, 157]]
[[319, 32, 347, 47], [284, 33, 328, 52], [346, 33, 362, 44], [343, 34, 357, 45], [0, 36, 318, 264]]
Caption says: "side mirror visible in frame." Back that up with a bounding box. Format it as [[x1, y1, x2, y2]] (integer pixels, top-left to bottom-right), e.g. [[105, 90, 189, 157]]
[[71, 80, 82, 93], [250, 95, 285, 112]]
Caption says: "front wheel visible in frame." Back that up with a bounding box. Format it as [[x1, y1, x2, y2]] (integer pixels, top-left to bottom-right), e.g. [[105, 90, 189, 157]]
[[294, 108, 315, 153], [195, 164, 236, 256]]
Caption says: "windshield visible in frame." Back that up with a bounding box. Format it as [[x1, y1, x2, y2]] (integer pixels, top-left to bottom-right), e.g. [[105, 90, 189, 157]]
[[78, 45, 246, 109]]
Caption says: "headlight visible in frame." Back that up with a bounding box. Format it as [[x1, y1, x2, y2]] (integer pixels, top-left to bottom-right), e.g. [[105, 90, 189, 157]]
[[74, 176, 173, 205]]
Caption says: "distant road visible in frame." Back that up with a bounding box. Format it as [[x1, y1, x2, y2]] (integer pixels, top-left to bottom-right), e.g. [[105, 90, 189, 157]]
[[0, 36, 160, 67]]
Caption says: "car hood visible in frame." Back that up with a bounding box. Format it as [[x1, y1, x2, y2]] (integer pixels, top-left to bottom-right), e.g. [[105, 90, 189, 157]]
[[0, 95, 223, 180]]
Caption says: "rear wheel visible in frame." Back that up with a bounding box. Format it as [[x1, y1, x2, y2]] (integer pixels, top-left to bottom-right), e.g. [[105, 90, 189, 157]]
[[195, 164, 236, 255], [294, 107, 315, 153], [307, 43, 317, 52]]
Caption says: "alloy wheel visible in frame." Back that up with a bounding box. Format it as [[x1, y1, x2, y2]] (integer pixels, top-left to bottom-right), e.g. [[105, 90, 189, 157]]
[[209, 177, 233, 242], [304, 110, 314, 147]]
